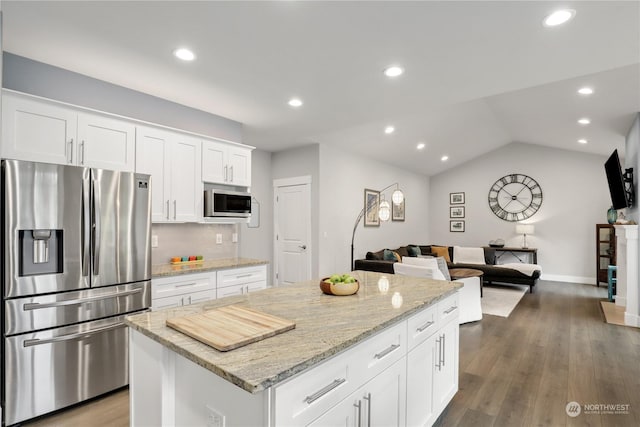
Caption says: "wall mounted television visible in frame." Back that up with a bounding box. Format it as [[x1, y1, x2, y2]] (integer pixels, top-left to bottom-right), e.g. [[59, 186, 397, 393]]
[[604, 149, 634, 209]]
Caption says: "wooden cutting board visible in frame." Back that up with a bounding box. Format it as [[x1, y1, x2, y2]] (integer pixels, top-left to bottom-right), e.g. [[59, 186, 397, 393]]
[[166, 304, 296, 351]]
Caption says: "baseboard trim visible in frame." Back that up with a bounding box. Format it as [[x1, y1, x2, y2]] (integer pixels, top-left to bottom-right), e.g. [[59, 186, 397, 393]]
[[539, 274, 595, 284]]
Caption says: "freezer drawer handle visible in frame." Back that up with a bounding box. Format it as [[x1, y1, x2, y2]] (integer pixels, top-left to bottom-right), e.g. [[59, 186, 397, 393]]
[[22, 288, 143, 311], [23, 322, 126, 347]]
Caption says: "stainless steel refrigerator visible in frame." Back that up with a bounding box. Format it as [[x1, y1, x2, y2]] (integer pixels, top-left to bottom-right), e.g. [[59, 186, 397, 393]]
[[1, 159, 151, 426]]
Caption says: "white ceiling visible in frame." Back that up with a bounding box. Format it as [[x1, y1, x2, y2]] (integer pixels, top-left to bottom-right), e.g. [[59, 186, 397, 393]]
[[3, 1, 639, 176]]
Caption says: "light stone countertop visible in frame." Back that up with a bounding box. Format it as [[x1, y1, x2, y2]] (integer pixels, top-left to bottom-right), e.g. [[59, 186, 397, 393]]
[[125, 270, 461, 393], [151, 257, 269, 278]]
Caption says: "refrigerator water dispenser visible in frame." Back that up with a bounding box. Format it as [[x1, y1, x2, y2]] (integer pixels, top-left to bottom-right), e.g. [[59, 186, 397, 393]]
[[19, 229, 63, 276]]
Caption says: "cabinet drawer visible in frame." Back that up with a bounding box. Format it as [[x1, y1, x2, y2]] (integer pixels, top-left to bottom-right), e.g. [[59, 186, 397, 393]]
[[438, 292, 460, 325], [217, 266, 266, 288], [351, 321, 407, 383], [152, 273, 214, 300], [274, 352, 354, 426], [407, 304, 439, 350]]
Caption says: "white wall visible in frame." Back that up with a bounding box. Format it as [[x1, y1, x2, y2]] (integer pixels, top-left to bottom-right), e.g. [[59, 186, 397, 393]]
[[625, 114, 639, 223], [318, 144, 430, 277], [429, 142, 611, 283], [238, 149, 273, 283]]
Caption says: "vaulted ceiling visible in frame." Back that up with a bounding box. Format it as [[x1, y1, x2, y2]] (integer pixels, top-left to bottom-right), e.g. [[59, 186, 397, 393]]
[[3, 1, 639, 175]]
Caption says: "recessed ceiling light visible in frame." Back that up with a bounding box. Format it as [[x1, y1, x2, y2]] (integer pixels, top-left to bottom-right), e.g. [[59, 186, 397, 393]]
[[416, 143, 425, 150], [577, 87, 594, 95], [384, 66, 404, 78], [173, 48, 196, 61], [578, 118, 591, 125], [288, 98, 303, 107], [543, 9, 576, 27], [441, 155, 449, 162], [384, 126, 395, 134], [578, 139, 588, 144]]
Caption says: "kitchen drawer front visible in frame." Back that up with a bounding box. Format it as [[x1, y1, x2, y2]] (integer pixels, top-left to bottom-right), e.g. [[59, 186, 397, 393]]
[[217, 265, 266, 288], [438, 292, 460, 325], [152, 289, 215, 311], [351, 321, 407, 383], [151, 273, 214, 300], [274, 351, 354, 426], [407, 304, 439, 350]]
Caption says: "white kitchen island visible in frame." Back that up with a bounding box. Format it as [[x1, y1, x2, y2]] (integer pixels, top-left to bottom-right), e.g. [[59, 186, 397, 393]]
[[125, 271, 461, 426]]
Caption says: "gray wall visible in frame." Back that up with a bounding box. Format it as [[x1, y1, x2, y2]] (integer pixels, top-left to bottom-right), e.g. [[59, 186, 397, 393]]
[[429, 142, 611, 283], [271, 144, 320, 278], [152, 223, 238, 265], [238, 149, 273, 283], [318, 144, 430, 276], [3, 53, 243, 142], [625, 113, 639, 223]]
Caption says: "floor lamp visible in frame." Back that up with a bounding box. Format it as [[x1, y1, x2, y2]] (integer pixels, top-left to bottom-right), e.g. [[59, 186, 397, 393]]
[[351, 183, 404, 270]]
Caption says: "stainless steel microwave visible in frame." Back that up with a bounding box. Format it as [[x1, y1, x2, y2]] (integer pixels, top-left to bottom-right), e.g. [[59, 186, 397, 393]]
[[204, 189, 251, 217]]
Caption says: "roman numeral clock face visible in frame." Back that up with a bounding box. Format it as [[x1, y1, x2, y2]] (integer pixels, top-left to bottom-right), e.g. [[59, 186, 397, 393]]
[[488, 174, 543, 221]]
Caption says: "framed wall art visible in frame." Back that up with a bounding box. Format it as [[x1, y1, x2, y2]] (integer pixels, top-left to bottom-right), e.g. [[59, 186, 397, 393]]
[[449, 206, 465, 218], [392, 199, 405, 221], [364, 189, 380, 227], [450, 192, 465, 204], [450, 220, 465, 232]]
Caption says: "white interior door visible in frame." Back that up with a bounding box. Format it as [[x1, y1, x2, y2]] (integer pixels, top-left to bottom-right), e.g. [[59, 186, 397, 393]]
[[274, 178, 312, 285]]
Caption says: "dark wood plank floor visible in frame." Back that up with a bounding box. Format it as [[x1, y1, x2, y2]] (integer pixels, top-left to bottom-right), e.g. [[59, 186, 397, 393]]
[[21, 280, 640, 427]]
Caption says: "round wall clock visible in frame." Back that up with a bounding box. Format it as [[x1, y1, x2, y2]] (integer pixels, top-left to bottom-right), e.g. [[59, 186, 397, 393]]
[[488, 174, 543, 221]]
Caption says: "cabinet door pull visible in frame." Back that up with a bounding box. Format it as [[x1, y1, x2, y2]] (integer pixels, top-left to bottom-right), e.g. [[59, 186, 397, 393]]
[[303, 378, 346, 404], [166, 200, 170, 220], [69, 138, 74, 163], [173, 200, 177, 220], [174, 282, 198, 288], [224, 165, 228, 182], [80, 140, 85, 164], [442, 333, 446, 367], [230, 165, 234, 182], [235, 273, 253, 278], [444, 305, 458, 314], [354, 400, 362, 427], [374, 343, 400, 360], [363, 393, 371, 427], [435, 337, 441, 370], [416, 320, 435, 332]]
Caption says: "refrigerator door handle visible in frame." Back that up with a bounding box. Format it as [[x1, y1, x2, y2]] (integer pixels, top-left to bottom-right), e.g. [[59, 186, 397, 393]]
[[22, 322, 126, 347], [92, 176, 101, 275], [81, 173, 91, 277], [22, 288, 143, 311]]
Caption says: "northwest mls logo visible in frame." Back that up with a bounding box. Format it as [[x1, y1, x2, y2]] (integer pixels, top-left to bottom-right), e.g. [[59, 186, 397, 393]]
[[566, 401, 581, 417]]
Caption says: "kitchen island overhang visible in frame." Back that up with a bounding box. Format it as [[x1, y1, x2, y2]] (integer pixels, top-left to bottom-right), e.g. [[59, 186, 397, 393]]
[[126, 271, 461, 426]]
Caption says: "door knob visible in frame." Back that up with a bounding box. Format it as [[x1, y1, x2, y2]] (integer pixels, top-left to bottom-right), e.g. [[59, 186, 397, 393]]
[[299, 245, 307, 250]]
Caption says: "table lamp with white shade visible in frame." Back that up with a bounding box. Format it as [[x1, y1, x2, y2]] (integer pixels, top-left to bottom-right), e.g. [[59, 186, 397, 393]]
[[515, 224, 535, 249]]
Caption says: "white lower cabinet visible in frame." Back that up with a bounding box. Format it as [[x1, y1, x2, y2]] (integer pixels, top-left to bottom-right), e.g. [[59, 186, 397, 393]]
[[216, 265, 267, 298], [151, 272, 215, 311]]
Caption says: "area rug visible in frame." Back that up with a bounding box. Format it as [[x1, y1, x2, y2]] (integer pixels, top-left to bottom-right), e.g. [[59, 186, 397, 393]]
[[481, 285, 527, 317], [600, 301, 626, 326]]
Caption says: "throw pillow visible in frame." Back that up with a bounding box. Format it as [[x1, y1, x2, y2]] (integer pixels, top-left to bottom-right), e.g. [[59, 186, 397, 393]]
[[431, 246, 451, 263], [435, 257, 451, 281], [366, 250, 385, 260], [407, 245, 421, 257], [453, 246, 486, 265], [383, 249, 400, 262]]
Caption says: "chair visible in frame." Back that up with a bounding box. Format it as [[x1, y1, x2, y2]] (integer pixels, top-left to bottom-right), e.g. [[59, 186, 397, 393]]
[[393, 262, 482, 324], [608, 265, 617, 302]]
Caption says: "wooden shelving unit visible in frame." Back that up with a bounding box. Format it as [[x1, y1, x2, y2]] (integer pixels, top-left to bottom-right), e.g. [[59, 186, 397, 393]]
[[596, 224, 616, 286]]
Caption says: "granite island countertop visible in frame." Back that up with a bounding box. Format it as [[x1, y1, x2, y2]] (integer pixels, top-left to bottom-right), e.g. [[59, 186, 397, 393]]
[[151, 257, 268, 278], [125, 270, 461, 394]]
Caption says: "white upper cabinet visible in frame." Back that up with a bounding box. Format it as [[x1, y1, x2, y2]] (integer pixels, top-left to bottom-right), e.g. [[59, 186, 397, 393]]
[[202, 139, 252, 187], [2, 91, 135, 171], [136, 125, 202, 223]]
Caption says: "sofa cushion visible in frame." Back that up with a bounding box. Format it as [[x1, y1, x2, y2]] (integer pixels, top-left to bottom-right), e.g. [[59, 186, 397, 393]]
[[453, 246, 486, 265], [383, 249, 401, 262], [431, 246, 451, 263], [366, 249, 385, 260], [407, 245, 421, 257], [395, 246, 410, 258]]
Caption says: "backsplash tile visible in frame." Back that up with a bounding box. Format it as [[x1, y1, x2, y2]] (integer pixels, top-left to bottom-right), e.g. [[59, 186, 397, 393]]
[[151, 223, 238, 265]]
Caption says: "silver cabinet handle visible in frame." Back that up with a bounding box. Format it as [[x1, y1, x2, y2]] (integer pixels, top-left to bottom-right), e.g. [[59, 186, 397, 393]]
[[416, 320, 435, 333], [442, 333, 446, 367], [235, 273, 253, 278], [304, 378, 346, 404], [354, 400, 362, 427], [230, 165, 234, 182], [80, 140, 85, 164], [68, 138, 74, 163], [23, 322, 125, 347], [174, 282, 198, 288], [23, 288, 143, 310], [363, 393, 371, 427], [435, 337, 442, 370], [224, 165, 228, 182], [444, 306, 458, 314], [173, 200, 177, 220], [374, 343, 400, 360]]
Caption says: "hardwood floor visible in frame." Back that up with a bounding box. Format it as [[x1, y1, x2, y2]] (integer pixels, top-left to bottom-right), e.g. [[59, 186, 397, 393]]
[[435, 280, 640, 427], [19, 280, 640, 427]]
